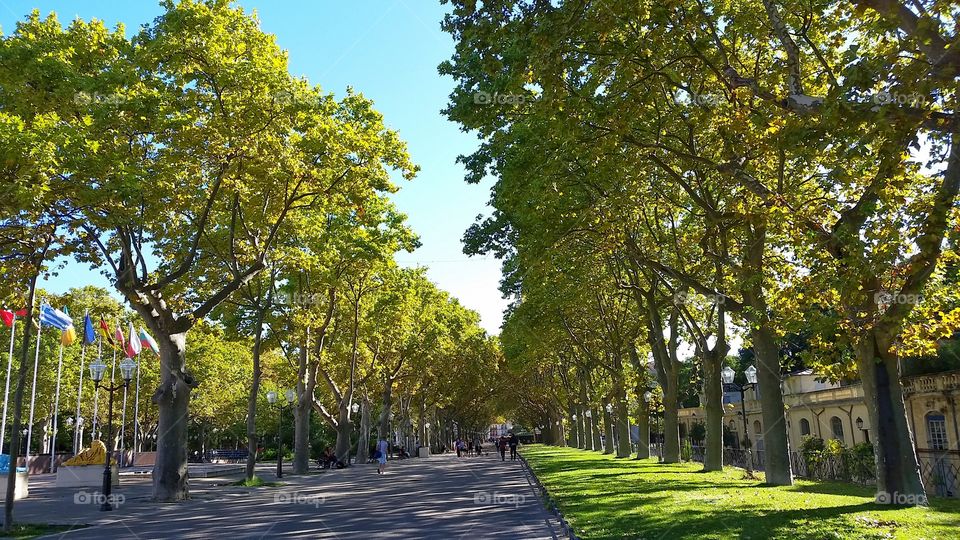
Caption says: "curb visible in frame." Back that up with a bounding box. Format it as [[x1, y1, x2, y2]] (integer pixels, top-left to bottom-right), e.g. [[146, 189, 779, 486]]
[[518, 453, 578, 540]]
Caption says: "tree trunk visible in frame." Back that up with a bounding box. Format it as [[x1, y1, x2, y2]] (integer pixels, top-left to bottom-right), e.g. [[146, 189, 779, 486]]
[[750, 321, 793, 485], [577, 405, 587, 449], [702, 348, 724, 472], [334, 405, 351, 464], [566, 399, 578, 448], [601, 405, 614, 455], [614, 395, 631, 458], [244, 308, 267, 482], [152, 332, 190, 501], [4, 269, 38, 532], [379, 379, 393, 440], [636, 400, 650, 459], [742, 216, 793, 485], [643, 295, 682, 463], [293, 327, 313, 475], [857, 332, 926, 504], [591, 412, 602, 451], [355, 397, 370, 464]]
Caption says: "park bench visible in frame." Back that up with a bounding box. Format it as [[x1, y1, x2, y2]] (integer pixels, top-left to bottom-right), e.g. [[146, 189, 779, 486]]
[[209, 449, 249, 463]]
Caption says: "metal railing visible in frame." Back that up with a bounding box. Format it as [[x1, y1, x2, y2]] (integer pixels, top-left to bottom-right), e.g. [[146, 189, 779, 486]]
[[650, 443, 957, 498]]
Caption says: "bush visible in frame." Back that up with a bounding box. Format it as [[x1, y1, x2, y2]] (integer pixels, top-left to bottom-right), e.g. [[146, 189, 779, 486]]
[[799, 435, 825, 454], [690, 421, 706, 445], [681, 438, 692, 462]]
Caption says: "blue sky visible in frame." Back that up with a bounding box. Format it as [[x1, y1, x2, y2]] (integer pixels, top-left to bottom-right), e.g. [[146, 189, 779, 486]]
[[0, 0, 508, 334]]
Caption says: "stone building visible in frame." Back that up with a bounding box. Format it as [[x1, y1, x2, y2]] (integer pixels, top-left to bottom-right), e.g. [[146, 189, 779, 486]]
[[676, 369, 960, 496]]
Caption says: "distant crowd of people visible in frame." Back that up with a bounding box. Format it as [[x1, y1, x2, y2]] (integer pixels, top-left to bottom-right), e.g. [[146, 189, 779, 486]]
[[452, 432, 519, 462]]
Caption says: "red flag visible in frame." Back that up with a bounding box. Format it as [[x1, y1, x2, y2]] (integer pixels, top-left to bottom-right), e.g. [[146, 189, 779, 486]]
[[0, 310, 13, 328]]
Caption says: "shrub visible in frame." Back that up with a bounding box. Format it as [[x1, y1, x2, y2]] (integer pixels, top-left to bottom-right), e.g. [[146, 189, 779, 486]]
[[681, 438, 693, 462], [690, 421, 706, 445]]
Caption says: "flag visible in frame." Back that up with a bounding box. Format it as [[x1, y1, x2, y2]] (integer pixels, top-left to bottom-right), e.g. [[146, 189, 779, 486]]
[[126, 321, 141, 358], [139, 327, 159, 355], [61, 325, 77, 346], [39, 304, 73, 331], [0, 310, 13, 328], [98, 318, 116, 348], [83, 315, 96, 346], [114, 323, 125, 350]]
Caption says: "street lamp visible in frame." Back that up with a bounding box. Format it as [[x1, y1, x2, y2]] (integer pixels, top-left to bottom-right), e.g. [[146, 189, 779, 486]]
[[721, 365, 758, 474], [856, 417, 869, 442], [266, 389, 295, 478], [88, 357, 135, 511]]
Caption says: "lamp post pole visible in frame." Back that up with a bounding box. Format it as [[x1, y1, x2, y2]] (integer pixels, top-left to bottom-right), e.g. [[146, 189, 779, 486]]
[[721, 365, 758, 474], [88, 357, 136, 511], [267, 389, 295, 478]]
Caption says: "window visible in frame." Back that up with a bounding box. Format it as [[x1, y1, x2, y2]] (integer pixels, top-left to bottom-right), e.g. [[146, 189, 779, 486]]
[[753, 420, 762, 435], [800, 418, 811, 437], [830, 416, 844, 441], [926, 413, 948, 451]]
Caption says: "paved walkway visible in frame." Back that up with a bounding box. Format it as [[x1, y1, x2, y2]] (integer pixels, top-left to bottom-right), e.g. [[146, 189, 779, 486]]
[[14, 452, 558, 539]]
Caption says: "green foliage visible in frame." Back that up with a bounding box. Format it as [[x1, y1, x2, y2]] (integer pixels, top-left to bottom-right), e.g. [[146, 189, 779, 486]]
[[689, 421, 706, 445], [680, 438, 693, 462]]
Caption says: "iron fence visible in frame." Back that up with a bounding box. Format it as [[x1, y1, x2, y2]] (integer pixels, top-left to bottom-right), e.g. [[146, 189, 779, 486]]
[[649, 444, 958, 498]]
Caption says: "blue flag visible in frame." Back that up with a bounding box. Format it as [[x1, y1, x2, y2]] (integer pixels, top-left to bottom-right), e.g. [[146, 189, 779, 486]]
[[83, 314, 96, 345], [39, 304, 73, 331]]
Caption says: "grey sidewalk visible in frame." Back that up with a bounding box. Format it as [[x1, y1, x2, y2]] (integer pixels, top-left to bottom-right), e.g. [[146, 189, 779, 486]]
[[18, 452, 558, 539]]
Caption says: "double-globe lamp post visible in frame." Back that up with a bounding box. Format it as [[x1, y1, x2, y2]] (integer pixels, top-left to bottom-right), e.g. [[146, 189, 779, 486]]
[[266, 389, 295, 478], [87, 357, 136, 511], [721, 364, 758, 474]]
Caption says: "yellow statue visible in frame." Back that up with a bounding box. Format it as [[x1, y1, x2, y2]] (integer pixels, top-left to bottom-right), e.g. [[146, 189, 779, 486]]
[[63, 440, 115, 466]]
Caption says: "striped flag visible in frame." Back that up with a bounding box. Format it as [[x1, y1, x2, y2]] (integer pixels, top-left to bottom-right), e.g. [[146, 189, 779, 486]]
[[139, 327, 159, 355], [126, 321, 142, 358], [98, 318, 116, 348], [39, 305, 73, 331]]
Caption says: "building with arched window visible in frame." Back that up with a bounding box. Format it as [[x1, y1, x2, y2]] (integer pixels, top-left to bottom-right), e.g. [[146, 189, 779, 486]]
[[675, 369, 959, 496]]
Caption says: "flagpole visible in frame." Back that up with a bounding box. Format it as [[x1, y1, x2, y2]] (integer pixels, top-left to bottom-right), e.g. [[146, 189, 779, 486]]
[[50, 340, 65, 473], [133, 357, 141, 466], [91, 338, 102, 443], [26, 302, 43, 462], [0, 314, 16, 455], [73, 313, 88, 454], [120, 368, 128, 467]]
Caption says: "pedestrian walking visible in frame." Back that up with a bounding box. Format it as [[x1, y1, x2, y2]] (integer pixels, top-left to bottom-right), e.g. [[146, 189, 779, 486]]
[[498, 435, 507, 461], [376, 436, 389, 475], [509, 431, 519, 461]]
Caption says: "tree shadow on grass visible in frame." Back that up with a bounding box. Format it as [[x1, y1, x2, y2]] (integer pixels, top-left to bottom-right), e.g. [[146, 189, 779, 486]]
[[524, 446, 960, 539]]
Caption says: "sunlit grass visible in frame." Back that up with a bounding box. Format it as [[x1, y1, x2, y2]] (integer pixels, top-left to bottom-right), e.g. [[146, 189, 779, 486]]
[[522, 444, 960, 539]]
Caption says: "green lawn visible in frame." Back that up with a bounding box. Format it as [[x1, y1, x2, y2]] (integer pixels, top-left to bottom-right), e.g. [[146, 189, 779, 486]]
[[0, 524, 81, 539], [521, 445, 960, 540]]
